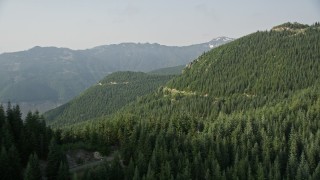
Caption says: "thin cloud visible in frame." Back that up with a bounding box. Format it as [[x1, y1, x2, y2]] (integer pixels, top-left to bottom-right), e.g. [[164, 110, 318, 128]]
[[316, 0, 320, 17], [194, 3, 218, 21], [0, 0, 7, 19], [112, 2, 141, 24]]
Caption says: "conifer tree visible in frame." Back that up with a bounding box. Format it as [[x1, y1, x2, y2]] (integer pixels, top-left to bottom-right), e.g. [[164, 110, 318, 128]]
[[287, 132, 298, 179], [133, 166, 140, 180], [0, 105, 5, 129], [311, 163, 320, 180], [256, 163, 265, 180], [1, 123, 14, 149], [7, 104, 23, 144], [57, 161, 69, 180], [160, 161, 171, 180], [24, 153, 42, 180], [296, 153, 310, 180], [7, 145, 22, 180], [126, 158, 135, 179], [205, 168, 211, 180], [46, 138, 64, 180], [145, 163, 156, 180], [110, 154, 123, 180], [0, 147, 10, 180]]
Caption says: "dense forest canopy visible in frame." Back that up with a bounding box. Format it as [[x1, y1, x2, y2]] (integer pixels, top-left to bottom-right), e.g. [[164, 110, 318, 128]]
[[147, 65, 184, 75], [1, 22, 320, 180], [0, 104, 69, 180], [57, 22, 320, 179], [44, 72, 175, 127]]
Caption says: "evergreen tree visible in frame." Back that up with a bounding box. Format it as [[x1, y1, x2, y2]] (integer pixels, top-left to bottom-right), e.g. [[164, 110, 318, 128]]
[[0, 147, 10, 180], [7, 104, 23, 145], [160, 161, 171, 180], [256, 163, 265, 180], [57, 161, 69, 180], [1, 122, 14, 150], [287, 132, 298, 179], [24, 153, 42, 180], [205, 168, 211, 180], [0, 105, 5, 129], [296, 154, 310, 180], [125, 158, 135, 179], [82, 169, 93, 180], [7, 145, 22, 180], [109, 154, 123, 180], [145, 163, 156, 180], [311, 163, 320, 180], [46, 138, 64, 180], [133, 166, 140, 180]]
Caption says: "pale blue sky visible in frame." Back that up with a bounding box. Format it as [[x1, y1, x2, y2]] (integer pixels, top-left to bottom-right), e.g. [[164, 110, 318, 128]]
[[0, 0, 319, 53]]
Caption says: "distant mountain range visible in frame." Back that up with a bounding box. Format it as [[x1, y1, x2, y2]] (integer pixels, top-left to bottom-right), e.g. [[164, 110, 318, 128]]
[[0, 37, 233, 114]]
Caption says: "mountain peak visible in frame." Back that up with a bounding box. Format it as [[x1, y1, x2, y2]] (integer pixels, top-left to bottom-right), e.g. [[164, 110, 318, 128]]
[[29, 46, 71, 52], [271, 22, 309, 32], [208, 36, 234, 48], [210, 36, 234, 42]]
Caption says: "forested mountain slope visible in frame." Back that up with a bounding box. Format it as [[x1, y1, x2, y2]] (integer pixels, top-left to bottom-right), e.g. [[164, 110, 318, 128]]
[[0, 37, 233, 116], [168, 25, 320, 97], [44, 72, 174, 127], [59, 23, 320, 179], [148, 65, 185, 75]]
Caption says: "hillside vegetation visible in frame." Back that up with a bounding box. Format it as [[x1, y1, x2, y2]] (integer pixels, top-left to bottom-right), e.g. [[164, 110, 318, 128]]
[[0, 104, 70, 180], [44, 72, 175, 127], [167, 22, 320, 111], [148, 65, 185, 75], [54, 23, 320, 179], [0, 37, 233, 113]]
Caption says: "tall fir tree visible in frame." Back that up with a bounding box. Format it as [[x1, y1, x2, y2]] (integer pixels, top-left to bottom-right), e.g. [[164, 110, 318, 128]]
[[7, 145, 22, 180], [57, 161, 69, 180], [46, 138, 64, 180], [0, 105, 5, 129], [24, 153, 42, 180], [133, 166, 140, 180], [0, 147, 10, 180]]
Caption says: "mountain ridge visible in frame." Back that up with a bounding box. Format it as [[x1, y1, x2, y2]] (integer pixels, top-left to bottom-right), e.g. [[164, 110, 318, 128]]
[[0, 37, 234, 55], [0, 37, 234, 115]]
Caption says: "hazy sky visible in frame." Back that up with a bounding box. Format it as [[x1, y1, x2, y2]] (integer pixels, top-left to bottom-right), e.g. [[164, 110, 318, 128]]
[[0, 0, 319, 53]]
